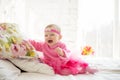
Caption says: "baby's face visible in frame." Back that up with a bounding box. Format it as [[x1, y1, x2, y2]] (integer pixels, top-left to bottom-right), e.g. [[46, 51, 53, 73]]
[[44, 28, 61, 47]]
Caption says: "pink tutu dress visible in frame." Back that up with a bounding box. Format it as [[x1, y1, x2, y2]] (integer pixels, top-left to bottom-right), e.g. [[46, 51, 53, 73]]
[[29, 40, 88, 75]]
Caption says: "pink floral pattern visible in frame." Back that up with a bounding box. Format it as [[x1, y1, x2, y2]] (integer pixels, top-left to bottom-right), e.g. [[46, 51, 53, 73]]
[[0, 23, 36, 58]]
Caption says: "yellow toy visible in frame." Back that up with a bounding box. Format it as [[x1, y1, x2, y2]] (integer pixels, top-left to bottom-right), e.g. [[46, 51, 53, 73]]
[[81, 46, 94, 55]]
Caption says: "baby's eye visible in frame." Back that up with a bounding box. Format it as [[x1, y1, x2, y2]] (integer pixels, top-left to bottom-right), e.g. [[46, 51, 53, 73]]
[[45, 35, 48, 37]]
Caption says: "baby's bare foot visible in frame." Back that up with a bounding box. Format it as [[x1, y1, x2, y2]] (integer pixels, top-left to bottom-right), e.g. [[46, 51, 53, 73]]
[[86, 67, 98, 74]]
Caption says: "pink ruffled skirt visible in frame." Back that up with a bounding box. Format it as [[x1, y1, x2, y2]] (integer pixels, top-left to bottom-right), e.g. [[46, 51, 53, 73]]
[[44, 57, 88, 75]]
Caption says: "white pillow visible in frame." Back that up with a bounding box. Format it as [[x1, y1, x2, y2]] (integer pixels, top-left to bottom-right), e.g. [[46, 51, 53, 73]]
[[0, 59, 21, 80], [8, 58, 55, 75]]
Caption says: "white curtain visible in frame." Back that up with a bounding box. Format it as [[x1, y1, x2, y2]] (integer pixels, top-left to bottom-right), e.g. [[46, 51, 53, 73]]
[[0, 0, 16, 22], [77, 0, 120, 59], [0, 0, 120, 59]]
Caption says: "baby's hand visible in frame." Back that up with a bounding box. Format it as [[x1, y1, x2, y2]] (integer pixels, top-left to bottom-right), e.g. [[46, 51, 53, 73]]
[[55, 47, 64, 56]]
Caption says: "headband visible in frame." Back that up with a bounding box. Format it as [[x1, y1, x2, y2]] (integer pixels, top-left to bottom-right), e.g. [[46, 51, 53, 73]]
[[45, 29, 60, 35]]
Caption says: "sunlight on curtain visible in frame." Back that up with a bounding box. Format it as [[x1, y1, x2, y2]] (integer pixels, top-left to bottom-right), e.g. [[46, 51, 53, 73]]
[[0, 0, 26, 36], [1, 0, 119, 59], [23, 0, 74, 40], [0, 0, 78, 49], [77, 0, 116, 58], [113, 0, 120, 59], [22, 0, 78, 48], [0, 0, 16, 23]]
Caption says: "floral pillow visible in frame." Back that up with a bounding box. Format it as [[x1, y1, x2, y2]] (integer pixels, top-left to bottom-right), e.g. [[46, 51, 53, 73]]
[[0, 23, 37, 59]]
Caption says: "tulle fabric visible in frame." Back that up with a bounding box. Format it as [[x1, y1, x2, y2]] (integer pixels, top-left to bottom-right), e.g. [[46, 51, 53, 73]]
[[43, 56, 88, 75]]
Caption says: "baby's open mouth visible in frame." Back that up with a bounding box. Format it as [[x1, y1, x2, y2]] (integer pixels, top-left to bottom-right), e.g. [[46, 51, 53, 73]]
[[48, 40, 53, 43]]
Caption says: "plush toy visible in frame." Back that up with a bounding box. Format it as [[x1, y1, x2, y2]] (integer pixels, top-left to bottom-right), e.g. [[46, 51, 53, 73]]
[[81, 46, 94, 55]]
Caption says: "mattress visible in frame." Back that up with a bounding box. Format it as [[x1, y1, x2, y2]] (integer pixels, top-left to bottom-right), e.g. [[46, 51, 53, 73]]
[[16, 58, 120, 80]]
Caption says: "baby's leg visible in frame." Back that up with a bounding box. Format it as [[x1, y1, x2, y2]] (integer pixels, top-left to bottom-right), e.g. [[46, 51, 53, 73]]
[[59, 68, 72, 75], [86, 66, 98, 74], [78, 68, 86, 74]]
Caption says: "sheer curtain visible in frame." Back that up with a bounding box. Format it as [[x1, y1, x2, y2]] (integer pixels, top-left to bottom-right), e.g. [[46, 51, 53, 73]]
[[0, 0, 119, 59], [0, 0, 26, 35], [77, 0, 120, 59], [0, 0, 16, 23], [20, 0, 78, 48]]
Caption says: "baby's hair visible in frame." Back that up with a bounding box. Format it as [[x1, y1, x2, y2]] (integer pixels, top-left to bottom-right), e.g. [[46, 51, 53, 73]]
[[45, 24, 61, 33]]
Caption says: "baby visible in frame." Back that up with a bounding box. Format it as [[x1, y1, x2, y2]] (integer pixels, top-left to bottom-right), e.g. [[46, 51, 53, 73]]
[[29, 24, 98, 75]]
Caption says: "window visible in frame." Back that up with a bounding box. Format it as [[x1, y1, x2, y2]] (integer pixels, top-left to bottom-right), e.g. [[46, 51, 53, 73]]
[[0, 0, 119, 59], [77, 0, 120, 59]]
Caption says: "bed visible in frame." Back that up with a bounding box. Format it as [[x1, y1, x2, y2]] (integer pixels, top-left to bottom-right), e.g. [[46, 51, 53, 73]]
[[16, 58, 120, 80], [17, 72, 120, 80], [1, 57, 120, 80]]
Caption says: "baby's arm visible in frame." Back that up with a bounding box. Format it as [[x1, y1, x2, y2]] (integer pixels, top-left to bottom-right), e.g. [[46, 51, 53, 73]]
[[54, 47, 65, 57], [29, 40, 44, 62], [55, 42, 71, 57], [29, 40, 42, 52]]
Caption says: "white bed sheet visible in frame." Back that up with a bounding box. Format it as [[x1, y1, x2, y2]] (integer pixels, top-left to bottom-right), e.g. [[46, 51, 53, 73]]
[[16, 72, 120, 80], [16, 58, 120, 80]]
